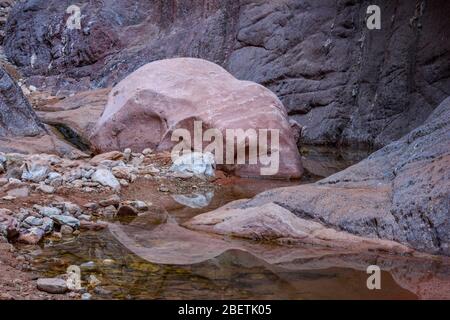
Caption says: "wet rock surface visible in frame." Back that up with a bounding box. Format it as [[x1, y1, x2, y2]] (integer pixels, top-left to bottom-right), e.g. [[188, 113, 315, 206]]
[[195, 97, 450, 256]]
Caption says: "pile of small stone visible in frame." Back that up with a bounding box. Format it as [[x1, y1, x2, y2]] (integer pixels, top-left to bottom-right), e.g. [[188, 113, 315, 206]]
[[0, 201, 95, 244], [0, 149, 167, 199], [0, 147, 219, 201], [89, 194, 151, 219]]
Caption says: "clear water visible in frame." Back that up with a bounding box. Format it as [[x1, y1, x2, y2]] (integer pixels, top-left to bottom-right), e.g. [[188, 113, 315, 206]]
[[21, 147, 450, 300]]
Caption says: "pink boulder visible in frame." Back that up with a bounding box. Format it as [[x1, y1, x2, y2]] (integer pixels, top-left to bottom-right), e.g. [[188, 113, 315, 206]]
[[90, 58, 302, 178]]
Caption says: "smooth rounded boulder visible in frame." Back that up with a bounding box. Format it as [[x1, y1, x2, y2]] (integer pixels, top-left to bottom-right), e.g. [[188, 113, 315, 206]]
[[90, 58, 302, 178]]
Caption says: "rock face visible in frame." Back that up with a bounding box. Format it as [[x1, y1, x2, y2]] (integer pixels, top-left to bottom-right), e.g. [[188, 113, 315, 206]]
[[186, 202, 412, 253], [0, 65, 87, 157], [5, 0, 450, 148], [36, 89, 110, 151], [0, 209, 19, 240], [0, 66, 45, 137], [90, 58, 303, 178], [187, 97, 450, 256], [0, 0, 15, 44]]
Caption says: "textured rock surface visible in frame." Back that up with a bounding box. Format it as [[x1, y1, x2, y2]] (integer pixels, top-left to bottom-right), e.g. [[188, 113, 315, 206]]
[[5, 0, 450, 148], [187, 97, 450, 255], [0, 65, 88, 157], [37, 88, 110, 149], [0, 209, 18, 240], [0, 66, 45, 137], [91, 168, 120, 191], [0, 131, 89, 158], [90, 58, 302, 178], [170, 152, 216, 178], [186, 202, 412, 253]]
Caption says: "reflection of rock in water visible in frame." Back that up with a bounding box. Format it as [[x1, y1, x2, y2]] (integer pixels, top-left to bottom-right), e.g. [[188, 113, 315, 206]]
[[29, 223, 450, 299], [27, 174, 450, 300], [108, 218, 450, 300], [172, 192, 214, 208], [300, 145, 372, 178]]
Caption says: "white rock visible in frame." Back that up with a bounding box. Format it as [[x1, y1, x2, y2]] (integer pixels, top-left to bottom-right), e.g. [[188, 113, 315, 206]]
[[72, 180, 84, 188], [91, 168, 121, 191], [7, 178, 24, 188], [123, 200, 150, 212], [78, 215, 91, 221], [41, 218, 54, 234], [142, 166, 160, 174], [172, 192, 214, 208], [63, 202, 81, 215], [7, 186, 30, 198], [170, 152, 215, 177], [22, 216, 43, 227], [21, 161, 49, 183], [123, 148, 132, 162]]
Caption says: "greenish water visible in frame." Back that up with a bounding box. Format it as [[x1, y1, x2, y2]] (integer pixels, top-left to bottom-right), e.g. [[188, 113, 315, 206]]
[[26, 230, 420, 300], [21, 147, 450, 300]]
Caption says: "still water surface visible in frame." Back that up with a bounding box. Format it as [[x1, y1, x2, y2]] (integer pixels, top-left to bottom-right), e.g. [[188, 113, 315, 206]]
[[24, 147, 450, 299]]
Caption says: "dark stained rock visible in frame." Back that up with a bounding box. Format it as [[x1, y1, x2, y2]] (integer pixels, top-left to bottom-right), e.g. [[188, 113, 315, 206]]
[[0, 66, 45, 137], [187, 97, 450, 256], [4, 0, 450, 148], [0, 65, 90, 157]]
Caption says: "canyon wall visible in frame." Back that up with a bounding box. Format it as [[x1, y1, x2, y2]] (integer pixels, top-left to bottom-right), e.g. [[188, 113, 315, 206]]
[[4, 0, 450, 148]]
